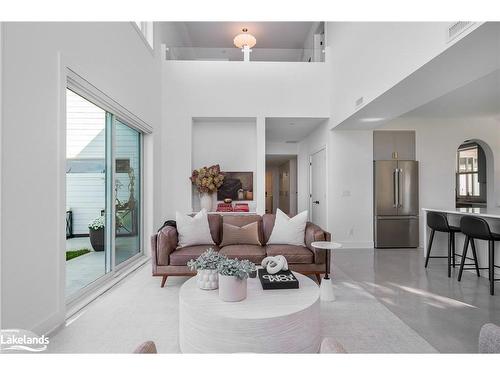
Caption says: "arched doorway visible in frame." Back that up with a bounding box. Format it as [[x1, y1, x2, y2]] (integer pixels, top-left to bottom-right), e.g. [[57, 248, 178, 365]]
[[456, 139, 493, 208]]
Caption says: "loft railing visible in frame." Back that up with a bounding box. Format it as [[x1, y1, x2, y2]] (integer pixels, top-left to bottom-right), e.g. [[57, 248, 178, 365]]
[[164, 47, 325, 63]]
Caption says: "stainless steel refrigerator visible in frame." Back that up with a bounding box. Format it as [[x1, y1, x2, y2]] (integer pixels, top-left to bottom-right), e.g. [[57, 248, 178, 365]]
[[374, 160, 419, 248]]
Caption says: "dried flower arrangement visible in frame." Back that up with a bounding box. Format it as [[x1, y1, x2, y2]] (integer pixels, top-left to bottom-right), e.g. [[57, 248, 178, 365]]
[[190, 164, 225, 194]]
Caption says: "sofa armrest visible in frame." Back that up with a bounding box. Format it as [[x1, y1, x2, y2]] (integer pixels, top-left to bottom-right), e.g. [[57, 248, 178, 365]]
[[305, 222, 331, 264], [152, 226, 178, 267]]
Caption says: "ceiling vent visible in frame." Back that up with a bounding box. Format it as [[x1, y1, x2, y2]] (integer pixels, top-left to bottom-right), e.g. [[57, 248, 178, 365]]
[[447, 22, 474, 43], [285, 140, 299, 144]]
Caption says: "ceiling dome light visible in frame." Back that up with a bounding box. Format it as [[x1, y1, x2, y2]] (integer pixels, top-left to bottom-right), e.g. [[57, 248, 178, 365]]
[[233, 28, 257, 48]]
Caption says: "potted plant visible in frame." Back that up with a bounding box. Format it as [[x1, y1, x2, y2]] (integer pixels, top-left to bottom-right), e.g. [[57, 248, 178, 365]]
[[217, 258, 256, 302], [88, 215, 123, 252], [190, 164, 225, 212], [187, 248, 226, 290], [88, 216, 105, 251]]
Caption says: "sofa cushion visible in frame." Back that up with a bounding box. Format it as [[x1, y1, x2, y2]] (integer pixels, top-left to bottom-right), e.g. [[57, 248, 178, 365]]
[[170, 245, 220, 266], [219, 245, 267, 264], [265, 245, 314, 264], [220, 222, 262, 247], [267, 209, 308, 247], [176, 209, 215, 248], [262, 214, 276, 244], [223, 215, 264, 244], [207, 214, 223, 245]]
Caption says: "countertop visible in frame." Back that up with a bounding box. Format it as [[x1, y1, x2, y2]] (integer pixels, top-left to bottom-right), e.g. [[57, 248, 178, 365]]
[[422, 207, 500, 219]]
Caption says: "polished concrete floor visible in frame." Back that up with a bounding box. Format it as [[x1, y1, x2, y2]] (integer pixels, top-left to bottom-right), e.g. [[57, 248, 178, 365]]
[[333, 248, 500, 353]]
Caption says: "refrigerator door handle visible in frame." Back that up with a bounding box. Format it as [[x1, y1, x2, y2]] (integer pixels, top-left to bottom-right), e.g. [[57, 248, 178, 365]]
[[398, 168, 403, 208], [393, 169, 398, 207]]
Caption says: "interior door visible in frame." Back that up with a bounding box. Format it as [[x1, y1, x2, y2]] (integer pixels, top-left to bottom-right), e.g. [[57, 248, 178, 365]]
[[310, 148, 327, 228], [265, 170, 273, 214], [374, 160, 398, 216]]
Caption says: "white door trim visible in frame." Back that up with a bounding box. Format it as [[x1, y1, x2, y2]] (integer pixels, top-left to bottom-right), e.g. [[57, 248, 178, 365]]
[[309, 145, 328, 230]]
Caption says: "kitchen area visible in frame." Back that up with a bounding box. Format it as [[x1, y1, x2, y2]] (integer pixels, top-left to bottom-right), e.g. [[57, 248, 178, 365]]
[[372, 69, 500, 295]]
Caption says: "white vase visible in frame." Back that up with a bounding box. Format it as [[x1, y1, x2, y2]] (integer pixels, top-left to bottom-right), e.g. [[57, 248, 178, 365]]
[[199, 193, 213, 212], [218, 275, 247, 302], [196, 269, 218, 290]]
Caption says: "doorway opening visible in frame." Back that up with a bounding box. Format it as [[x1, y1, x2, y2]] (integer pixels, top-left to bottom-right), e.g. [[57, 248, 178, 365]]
[[456, 139, 493, 208], [265, 155, 298, 216]]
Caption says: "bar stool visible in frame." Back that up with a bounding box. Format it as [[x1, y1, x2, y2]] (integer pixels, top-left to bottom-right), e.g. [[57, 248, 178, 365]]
[[425, 211, 463, 277], [458, 216, 500, 295]]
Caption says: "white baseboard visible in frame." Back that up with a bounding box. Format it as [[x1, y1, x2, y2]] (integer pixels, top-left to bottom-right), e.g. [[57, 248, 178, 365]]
[[31, 311, 66, 337]]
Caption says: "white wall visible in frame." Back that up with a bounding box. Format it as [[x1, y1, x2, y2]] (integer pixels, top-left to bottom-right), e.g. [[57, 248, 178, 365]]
[[162, 60, 330, 218], [0, 22, 3, 331], [329, 130, 374, 247], [326, 22, 482, 127], [1, 22, 161, 334], [191, 118, 257, 211]]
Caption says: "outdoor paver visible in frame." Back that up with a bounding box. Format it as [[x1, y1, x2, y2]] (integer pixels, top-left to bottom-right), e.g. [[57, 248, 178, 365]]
[[65, 236, 141, 297]]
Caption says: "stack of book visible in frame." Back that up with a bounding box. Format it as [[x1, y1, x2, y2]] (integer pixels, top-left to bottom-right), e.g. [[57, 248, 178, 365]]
[[216, 203, 233, 212], [233, 203, 249, 212]]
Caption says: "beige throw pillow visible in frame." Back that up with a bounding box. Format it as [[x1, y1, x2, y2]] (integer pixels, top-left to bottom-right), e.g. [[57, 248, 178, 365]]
[[220, 221, 262, 247]]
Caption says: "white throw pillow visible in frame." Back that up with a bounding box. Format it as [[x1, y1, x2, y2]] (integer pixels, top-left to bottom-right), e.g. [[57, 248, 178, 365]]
[[267, 209, 308, 246], [175, 209, 215, 248]]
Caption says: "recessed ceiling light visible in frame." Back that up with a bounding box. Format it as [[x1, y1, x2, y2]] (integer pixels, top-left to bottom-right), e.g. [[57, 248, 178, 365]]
[[289, 122, 295, 125], [360, 117, 385, 123]]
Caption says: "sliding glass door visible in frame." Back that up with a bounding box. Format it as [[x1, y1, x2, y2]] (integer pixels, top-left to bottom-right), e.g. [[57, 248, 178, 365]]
[[66, 89, 109, 298], [65, 89, 143, 301], [115, 120, 141, 266]]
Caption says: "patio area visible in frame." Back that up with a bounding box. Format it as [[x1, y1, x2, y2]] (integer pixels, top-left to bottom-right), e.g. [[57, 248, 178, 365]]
[[66, 236, 140, 297]]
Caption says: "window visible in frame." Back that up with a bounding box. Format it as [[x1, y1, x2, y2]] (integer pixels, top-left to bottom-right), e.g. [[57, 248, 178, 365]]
[[134, 21, 154, 50], [456, 142, 486, 205]]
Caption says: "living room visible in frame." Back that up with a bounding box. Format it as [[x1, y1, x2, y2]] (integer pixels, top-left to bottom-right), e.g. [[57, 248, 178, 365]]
[[1, 1, 500, 373]]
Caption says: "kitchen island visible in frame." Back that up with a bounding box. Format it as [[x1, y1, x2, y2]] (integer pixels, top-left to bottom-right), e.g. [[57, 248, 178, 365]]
[[422, 207, 500, 278]]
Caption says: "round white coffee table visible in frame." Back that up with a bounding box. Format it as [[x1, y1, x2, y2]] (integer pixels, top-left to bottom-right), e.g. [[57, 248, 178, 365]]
[[179, 272, 320, 353], [311, 241, 342, 302]]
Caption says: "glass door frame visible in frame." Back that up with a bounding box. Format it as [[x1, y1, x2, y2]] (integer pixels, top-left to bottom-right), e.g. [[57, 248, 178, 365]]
[[65, 71, 147, 306], [113, 115, 144, 272]]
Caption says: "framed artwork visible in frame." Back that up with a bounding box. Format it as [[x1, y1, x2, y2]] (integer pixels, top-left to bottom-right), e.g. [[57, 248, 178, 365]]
[[217, 172, 254, 201]]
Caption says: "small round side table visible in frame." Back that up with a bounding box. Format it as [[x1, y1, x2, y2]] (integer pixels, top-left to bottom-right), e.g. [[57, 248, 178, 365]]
[[311, 241, 342, 302]]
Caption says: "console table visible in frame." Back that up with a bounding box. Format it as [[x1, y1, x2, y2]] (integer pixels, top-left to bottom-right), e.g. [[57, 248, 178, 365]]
[[179, 272, 320, 353]]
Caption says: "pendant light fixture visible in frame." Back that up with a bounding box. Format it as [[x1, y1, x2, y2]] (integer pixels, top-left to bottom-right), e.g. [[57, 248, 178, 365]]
[[233, 28, 256, 62]]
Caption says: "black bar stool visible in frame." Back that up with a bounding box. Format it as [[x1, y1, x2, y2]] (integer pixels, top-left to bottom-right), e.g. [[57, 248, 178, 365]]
[[425, 211, 463, 277], [458, 216, 500, 295]]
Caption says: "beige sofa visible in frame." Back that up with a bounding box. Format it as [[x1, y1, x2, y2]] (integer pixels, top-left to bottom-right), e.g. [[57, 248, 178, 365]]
[[151, 213, 331, 287]]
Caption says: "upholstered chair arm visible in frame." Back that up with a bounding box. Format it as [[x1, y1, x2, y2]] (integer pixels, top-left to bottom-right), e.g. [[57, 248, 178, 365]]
[[152, 225, 178, 267], [479, 323, 500, 353], [305, 222, 330, 264]]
